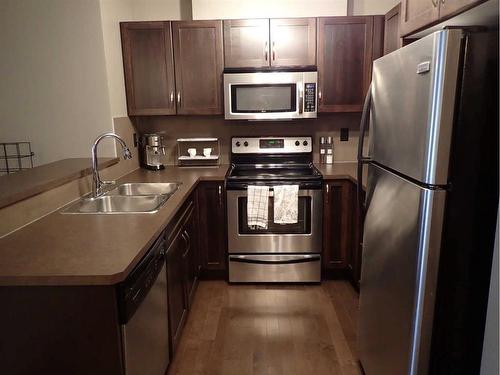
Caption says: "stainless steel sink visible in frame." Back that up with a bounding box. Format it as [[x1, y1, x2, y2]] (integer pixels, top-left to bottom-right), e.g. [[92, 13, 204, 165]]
[[62, 195, 169, 214], [106, 182, 181, 196]]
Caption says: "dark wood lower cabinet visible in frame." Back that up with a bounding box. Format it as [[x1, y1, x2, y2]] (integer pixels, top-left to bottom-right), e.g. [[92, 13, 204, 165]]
[[322, 180, 353, 273], [166, 222, 189, 355], [322, 179, 364, 290], [196, 181, 227, 278]]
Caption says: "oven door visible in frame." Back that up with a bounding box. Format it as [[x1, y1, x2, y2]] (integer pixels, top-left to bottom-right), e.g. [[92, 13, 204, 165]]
[[227, 189, 322, 253], [223, 71, 317, 120]]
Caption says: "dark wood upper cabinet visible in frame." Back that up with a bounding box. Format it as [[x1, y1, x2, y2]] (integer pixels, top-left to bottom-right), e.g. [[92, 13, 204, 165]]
[[172, 20, 224, 115], [384, 3, 403, 55], [400, 0, 484, 36], [270, 18, 317, 67], [120, 22, 176, 116], [197, 182, 227, 276], [438, 0, 484, 18], [323, 180, 354, 271], [317, 16, 382, 112], [223, 19, 270, 68], [400, 0, 440, 36]]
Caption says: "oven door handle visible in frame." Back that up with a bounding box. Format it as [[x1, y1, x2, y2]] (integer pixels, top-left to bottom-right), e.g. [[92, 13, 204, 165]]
[[229, 255, 320, 265]]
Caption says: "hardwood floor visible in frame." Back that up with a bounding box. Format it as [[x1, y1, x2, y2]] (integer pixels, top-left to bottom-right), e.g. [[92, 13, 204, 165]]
[[168, 280, 361, 375]]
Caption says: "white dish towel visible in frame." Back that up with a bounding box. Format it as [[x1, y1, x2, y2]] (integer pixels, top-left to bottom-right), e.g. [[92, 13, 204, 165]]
[[273, 185, 299, 224], [247, 185, 269, 229]]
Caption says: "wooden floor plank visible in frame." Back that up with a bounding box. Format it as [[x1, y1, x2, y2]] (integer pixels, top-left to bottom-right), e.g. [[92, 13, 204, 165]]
[[168, 280, 361, 375]]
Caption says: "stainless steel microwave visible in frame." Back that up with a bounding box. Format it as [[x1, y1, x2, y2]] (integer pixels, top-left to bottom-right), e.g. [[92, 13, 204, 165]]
[[223, 71, 318, 120]]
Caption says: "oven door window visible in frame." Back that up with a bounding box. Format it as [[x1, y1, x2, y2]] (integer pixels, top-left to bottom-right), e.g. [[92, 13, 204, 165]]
[[238, 196, 311, 234], [231, 84, 297, 113]]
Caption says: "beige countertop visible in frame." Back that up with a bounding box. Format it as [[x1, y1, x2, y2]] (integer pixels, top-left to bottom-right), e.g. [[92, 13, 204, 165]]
[[0, 163, 360, 286], [0, 157, 119, 209]]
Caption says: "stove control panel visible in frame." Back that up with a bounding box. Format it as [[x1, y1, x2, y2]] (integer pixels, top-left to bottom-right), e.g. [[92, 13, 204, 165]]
[[232, 136, 312, 154]]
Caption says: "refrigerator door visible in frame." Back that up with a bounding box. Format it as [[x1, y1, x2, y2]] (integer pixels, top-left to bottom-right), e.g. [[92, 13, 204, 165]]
[[358, 163, 446, 375], [370, 29, 462, 186]]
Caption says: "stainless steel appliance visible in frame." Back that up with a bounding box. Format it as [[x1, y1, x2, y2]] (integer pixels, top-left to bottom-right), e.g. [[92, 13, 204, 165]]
[[141, 134, 166, 170], [226, 136, 323, 282], [118, 236, 170, 375], [357, 29, 498, 375], [223, 71, 317, 120]]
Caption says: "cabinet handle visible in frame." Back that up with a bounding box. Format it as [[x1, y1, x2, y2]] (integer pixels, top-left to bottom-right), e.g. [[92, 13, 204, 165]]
[[218, 185, 223, 207], [318, 90, 322, 102], [177, 92, 181, 107], [272, 41, 276, 61], [170, 91, 174, 106], [431, 0, 438, 7], [325, 183, 329, 204], [264, 41, 268, 61]]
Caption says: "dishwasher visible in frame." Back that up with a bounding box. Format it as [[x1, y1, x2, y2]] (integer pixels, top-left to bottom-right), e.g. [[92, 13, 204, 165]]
[[117, 236, 170, 375]]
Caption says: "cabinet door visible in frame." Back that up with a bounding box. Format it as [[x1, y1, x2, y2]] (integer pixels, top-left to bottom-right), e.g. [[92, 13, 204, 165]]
[[438, 0, 483, 18], [384, 4, 403, 55], [166, 228, 188, 354], [400, 0, 440, 36], [323, 180, 353, 270], [317, 17, 375, 113], [223, 19, 270, 68], [270, 18, 316, 67], [197, 182, 226, 275], [183, 207, 198, 307], [172, 21, 223, 115], [120, 22, 176, 116]]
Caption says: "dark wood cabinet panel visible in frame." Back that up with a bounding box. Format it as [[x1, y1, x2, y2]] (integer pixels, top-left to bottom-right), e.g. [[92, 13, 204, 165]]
[[401, 0, 486, 36], [172, 20, 224, 115], [317, 16, 378, 113], [120, 22, 176, 116], [223, 19, 270, 68], [323, 180, 354, 270], [166, 227, 188, 355], [270, 18, 316, 67], [384, 3, 403, 55], [183, 204, 199, 307], [197, 182, 227, 276], [438, 0, 485, 18], [348, 183, 365, 291], [400, 0, 440, 36]]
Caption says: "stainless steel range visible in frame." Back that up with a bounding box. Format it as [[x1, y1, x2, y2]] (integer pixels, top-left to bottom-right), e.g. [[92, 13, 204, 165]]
[[225, 136, 323, 283]]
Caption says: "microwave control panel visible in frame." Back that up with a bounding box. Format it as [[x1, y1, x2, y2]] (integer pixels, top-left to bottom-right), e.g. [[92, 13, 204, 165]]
[[304, 83, 316, 112]]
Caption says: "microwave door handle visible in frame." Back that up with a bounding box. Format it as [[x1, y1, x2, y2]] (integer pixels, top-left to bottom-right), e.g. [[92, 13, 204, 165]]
[[299, 86, 304, 114]]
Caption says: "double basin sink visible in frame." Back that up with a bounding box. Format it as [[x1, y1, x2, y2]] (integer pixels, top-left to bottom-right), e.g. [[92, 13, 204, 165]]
[[62, 182, 181, 214]]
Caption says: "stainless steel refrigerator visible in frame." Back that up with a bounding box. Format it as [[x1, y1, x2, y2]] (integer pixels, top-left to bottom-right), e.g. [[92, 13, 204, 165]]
[[357, 29, 498, 375]]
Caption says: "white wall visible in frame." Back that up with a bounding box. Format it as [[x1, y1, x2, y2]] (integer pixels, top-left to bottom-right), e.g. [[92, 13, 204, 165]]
[[349, 0, 399, 15], [0, 0, 115, 166], [192, 0, 348, 19]]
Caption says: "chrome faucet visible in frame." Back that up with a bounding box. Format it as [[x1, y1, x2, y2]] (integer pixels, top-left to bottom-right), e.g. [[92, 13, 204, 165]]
[[91, 132, 132, 198]]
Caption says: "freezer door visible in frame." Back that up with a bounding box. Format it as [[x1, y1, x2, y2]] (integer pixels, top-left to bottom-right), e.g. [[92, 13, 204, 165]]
[[358, 163, 446, 375], [370, 29, 462, 185]]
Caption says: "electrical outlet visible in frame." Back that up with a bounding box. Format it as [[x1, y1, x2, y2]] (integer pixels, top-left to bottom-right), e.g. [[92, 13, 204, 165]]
[[340, 128, 349, 142]]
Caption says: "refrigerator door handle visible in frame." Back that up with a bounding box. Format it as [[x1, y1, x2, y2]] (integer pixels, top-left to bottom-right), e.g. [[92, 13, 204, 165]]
[[357, 83, 372, 216], [358, 82, 372, 163]]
